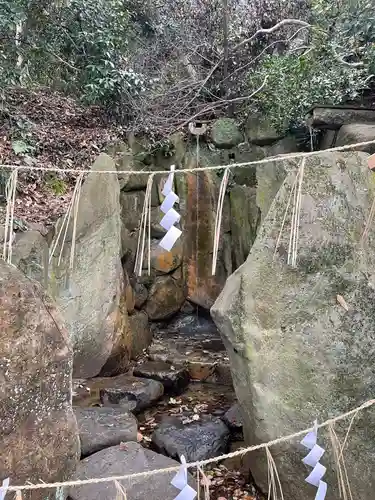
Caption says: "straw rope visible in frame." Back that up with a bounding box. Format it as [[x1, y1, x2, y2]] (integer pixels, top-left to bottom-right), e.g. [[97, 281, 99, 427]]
[[0, 139, 374, 175], [1, 398, 374, 493]]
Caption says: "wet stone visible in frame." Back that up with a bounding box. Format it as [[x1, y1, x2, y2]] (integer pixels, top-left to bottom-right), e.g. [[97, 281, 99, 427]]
[[73, 375, 164, 413], [152, 415, 230, 462], [133, 361, 190, 394], [99, 375, 164, 413], [74, 407, 138, 457]]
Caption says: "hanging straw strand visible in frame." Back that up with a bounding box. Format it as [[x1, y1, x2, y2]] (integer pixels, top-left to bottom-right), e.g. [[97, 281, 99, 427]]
[[134, 174, 154, 276], [2, 168, 18, 264], [212, 167, 230, 275]]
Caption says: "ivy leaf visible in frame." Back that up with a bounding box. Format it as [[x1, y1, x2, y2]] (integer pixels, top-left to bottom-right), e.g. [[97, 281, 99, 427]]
[[12, 140, 35, 156]]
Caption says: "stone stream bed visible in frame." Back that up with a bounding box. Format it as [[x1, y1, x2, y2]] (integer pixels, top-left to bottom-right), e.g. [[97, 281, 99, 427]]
[[69, 330, 263, 500]]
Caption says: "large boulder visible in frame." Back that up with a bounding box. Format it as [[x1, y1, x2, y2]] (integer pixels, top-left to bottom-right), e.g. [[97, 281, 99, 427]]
[[145, 275, 185, 320], [152, 416, 230, 462], [211, 151, 375, 499], [307, 106, 375, 129], [336, 123, 375, 154], [0, 261, 79, 497], [74, 407, 137, 457], [49, 153, 123, 378], [211, 118, 243, 149], [245, 113, 283, 145], [69, 442, 195, 500], [148, 238, 183, 274]]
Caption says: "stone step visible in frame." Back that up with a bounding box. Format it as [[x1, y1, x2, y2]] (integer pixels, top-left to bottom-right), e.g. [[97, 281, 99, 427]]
[[148, 316, 232, 386], [72, 374, 164, 412], [133, 360, 190, 394]]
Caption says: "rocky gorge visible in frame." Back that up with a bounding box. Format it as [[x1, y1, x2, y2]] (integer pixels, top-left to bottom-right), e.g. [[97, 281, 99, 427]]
[[1, 104, 375, 499]]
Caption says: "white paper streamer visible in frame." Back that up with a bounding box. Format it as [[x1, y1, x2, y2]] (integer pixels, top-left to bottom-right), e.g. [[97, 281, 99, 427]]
[[160, 208, 181, 230], [171, 455, 197, 500], [159, 165, 182, 251], [0, 478, 9, 500], [301, 421, 327, 500]]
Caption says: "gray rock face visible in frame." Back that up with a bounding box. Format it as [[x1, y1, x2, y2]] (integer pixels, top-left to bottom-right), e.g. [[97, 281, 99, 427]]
[[75, 407, 138, 457], [12, 230, 49, 287], [69, 442, 195, 500], [245, 113, 283, 145], [120, 190, 145, 232], [256, 159, 289, 222], [49, 153, 123, 378], [308, 106, 375, 129], [98, 374, 164, 412], [211, 151, 375, 499], [0, 261, 79, 496], [152, 416, 230, 462], [336, 123, 375, 154], [133, 361, 190, 394]]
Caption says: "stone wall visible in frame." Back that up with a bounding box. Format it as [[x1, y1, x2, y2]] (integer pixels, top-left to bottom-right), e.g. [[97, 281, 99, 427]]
[[5, 116, 299, 379], [112, 117, 299, 322]]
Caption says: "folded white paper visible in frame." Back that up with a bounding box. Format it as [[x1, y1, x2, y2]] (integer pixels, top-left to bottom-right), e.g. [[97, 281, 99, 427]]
[[162, 166, 175, 196], [316, 480, 328, 500], [302, 444, 325, 467], [0, 478, 9, 500], [174, 485, 197, 500], [171, 455, 197, 500], [301, 421, 327, 500], [159, 165, 181, 252], [159, 226, 182, 251], [161, 191, 179, 213], [160, 208, 181, 230], [306, 463, 326, 487]]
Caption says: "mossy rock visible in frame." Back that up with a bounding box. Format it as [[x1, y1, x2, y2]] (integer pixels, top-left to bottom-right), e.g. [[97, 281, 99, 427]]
[[211, 118, 243, 149], [212, 151, 375, 500]]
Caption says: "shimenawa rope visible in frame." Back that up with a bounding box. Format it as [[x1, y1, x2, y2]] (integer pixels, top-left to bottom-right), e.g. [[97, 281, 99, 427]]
[[1, 139, 375, 175], [1, 398, 374, 493]]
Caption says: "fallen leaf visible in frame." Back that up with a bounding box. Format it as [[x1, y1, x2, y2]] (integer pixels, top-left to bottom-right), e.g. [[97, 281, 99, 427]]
[[337, 294, 349, 311]]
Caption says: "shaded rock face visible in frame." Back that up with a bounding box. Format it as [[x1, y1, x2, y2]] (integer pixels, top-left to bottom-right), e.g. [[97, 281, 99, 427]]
[[49, 153, 123, 378], [128, 310, 152, 358], [0, 261, 79, 498], [177, 170, 231, 309], [230, 185, 260, 268], [152, 416, 230, 462], [308, 106, 375, 129], [69, 442, 195, 500], [99, 284, 132, 377], [133, 360, 190, 394], [212, 152, 375, 499], [74, 407, 137, 457], [145, 275, 185, 320]]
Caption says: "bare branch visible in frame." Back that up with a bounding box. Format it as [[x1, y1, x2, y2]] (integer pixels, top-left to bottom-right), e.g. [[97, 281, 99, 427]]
[[176, 75, 269, 131]]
